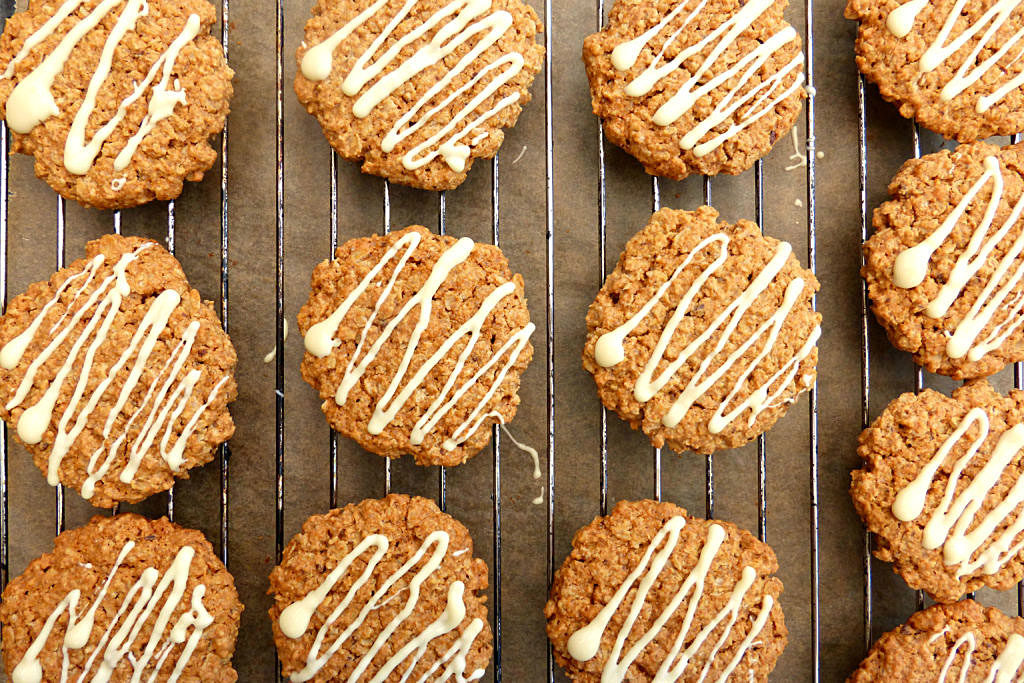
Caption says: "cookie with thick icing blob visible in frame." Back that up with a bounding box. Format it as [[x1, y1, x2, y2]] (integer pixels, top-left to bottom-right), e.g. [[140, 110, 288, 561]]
[[298, 225, 534, 467], [583, 207, 820, 455], [583, 0, 805, 180], [294, 0, 544, 191], [545, 499, 788, 682], [0, 0, 233, 209], [0, 514, 242, 682], [0, 234, 237, 508], [269, 495, 493, 682]]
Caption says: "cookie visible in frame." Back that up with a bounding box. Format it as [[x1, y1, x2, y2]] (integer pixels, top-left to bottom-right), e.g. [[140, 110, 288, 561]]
[[0, 0, 233, 209], [298, 225, 534, 467], [269, 494, 492, 682], [583, 0, 805, 180], [583, 207, 820, 454], [851, 380, 1024, 603], [849, 600, 1024, 682], [0, 234, 237, 508], [0, 513, 242, 682], [863, 142, 1024, 379], [846, 0, 1024, 142], [545, 499, 787, 682], [294, 0, 544, 191]]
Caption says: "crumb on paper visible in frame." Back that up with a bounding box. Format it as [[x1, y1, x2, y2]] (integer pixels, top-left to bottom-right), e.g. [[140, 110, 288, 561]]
[[816, 151, 824, 159], [263, 319, 289, 363], [795, 198, 803, 207]]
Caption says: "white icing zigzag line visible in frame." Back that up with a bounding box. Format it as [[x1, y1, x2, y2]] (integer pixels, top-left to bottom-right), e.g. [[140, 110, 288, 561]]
[[891, 155, 1024, 363], [278, 530, 485, 683], [11, 542, 210, 683], [886, 0, 1024, 113], [1, 0, 199, 175], [594, 234, 817, 432], [300, 0, 524, 172], [611, 0, 804, 158], [566, 518, 774, 683], [937, 631, 1024, 683], [303, 231, 534, 448]]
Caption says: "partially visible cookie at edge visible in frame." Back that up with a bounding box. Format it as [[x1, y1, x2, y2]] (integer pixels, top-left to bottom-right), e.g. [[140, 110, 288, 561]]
[[545, 499, 787, 682], [295, 0, 544, 191], [584, 206, 820, 455], [298, 225, 534, 467], [583, 0, 805, 180]]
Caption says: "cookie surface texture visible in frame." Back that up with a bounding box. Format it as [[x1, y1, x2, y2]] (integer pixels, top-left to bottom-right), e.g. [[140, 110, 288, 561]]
[[852, 380, 1024, 602], [848, 600, 1024, 682], [295, 0, 544, 191], [846, 0, 1024, 142], [583, 206, 820, 454], [0, 234, 237, 507], [269, 494, 493, 682], [0, 0, 233, 209], [583, 0, 805, 180], [545, 499, 787, 682], [0, 513, 242, 682], [298, 225, 534, 467], [863, 142, 1024, 379]]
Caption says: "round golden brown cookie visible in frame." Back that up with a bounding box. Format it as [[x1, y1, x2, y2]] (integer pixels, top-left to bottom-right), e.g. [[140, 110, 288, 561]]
[[298, 225, 534, 467], [863, 142, 1024, 379], [0, 513, 242, 682], [848, 600, 1024, 682], [846, 0, 1024, 142], [294, 0, 544, 191], [545, 499, 787, 682], [0, 0, 233, 209], [583, 207, 820, 455], [269, 495, 493, 682], [0, 234, 237, 508], [583, 0, 805, 180], [852, 380, 1024, 603]]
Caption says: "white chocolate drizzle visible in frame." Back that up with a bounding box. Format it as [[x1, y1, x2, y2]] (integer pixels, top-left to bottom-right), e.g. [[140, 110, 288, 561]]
[[891, 155, 1024, 363], [609, 0, 804, 157], [594, 233, 818, 433], [1, 0, 202, 174], [566, 518, 774, 682], [0, 244, 227, 500], [278, 529, 485, 682], [303, 231, 534, 449], [11, 541, 212, 683], [892, 407, 1024, 577], [300, 0, 527, 172], [934, 630, 1024, 682], [885, 0, 1024, 113]]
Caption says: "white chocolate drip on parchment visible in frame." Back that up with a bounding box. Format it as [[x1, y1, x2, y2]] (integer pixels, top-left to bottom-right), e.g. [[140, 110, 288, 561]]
[[11, 541, 212, 683], [300, 0, 527, 172], [566, 518, 774, 682], [278, 530, 485, 683], [932, 630, 1024, 682], [885, 0, 1024, 113], [1, 0, 201, 174], [609, 0, 805, 157], [892, 407, 1024, 577], [891, 155, 1024, 363], [0, 244, 227, 500], [303, 230, 534, 450], [594, 233, 818, 433]]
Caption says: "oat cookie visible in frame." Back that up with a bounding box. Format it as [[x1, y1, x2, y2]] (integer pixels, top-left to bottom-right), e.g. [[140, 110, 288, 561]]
[[294, 0, 544, 191], [269, 495, 493, 682], [545, 499, 787, 682], [863, 142, 1024, 379], [583, 207, 820, 455], [583, 0, 805, 180], [846, 0, 1024, 142], [852, 381, 1024, 603], [0, 0, 233, 209], [0, 234, 237, 508], [849, 600, 1024, 681], [0, 513, 242, 682], [298, 225, 534, 467]]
